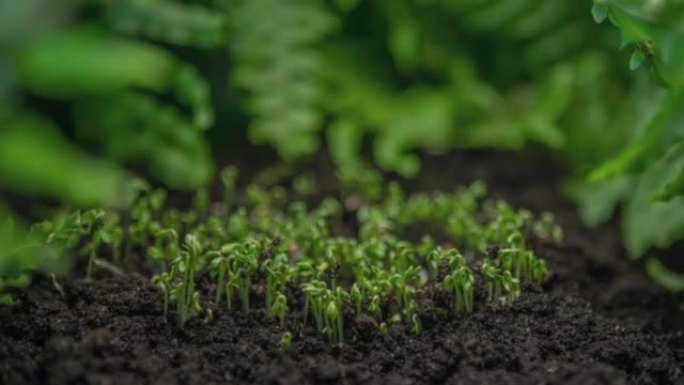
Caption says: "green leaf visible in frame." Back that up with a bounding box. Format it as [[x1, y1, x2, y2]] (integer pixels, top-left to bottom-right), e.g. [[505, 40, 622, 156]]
[[327, 119, 366, 173], [622, 146, 684, 257], [652, 166, 684, 202], [591, 3, 609, 24], [629, 49, 646, 71], [576, 177, 633, 227], [588, 91, 681, 182], [0, 113, 129, 206], [107, 0, 227, 48], [15, 28, 176, 97], [646, 258, 684, 292], [0, 207, 67, 280], [228, 0, 336, 160], [15, 27, 213, 130], [74, 92, 213, 189], [607, 7, 652, 47]]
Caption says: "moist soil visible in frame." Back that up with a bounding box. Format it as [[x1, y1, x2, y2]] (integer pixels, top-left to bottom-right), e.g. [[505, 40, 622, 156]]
[[1, 150, 683, 385]]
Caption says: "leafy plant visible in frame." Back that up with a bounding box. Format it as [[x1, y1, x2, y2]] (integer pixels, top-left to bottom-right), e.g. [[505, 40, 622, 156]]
[[577, 0, 684, 289]]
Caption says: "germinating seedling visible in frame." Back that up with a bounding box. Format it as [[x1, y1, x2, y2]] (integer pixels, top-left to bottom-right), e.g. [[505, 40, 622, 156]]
[[37, 177, 560, 341]]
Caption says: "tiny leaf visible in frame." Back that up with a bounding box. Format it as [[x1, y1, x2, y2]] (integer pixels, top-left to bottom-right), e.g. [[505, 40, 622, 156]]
[[591, 4, 608, 24], [629, 50, 646, 71]]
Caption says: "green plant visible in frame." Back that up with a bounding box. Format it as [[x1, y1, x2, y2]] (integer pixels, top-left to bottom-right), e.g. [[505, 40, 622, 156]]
[[152, 234, 216, 324], [576, 0, 684, 289], [28, 170, 559, 341], [0, 209, 66, 304], [481, 259, 521, 305], [439, 249, 475, 313], [280, 331, 293, 348], [271, 292, 288, 327]]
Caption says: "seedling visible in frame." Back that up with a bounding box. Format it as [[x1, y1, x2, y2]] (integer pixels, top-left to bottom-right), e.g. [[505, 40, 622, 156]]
[[439, 249, 475, 313], [481, 258, 520, 305], [280, 331, 293, 348], [34, 177, 558, 341], [80, 210, 123, 280], [271, 292, 288, 326], [148, 228, 179, 272]]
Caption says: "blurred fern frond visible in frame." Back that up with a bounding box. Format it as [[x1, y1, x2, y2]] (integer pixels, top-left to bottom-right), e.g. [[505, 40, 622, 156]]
[[227, 0, 337, 160]]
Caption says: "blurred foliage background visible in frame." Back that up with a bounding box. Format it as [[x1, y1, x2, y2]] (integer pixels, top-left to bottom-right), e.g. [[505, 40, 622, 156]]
[[0, 0, 683, 287]]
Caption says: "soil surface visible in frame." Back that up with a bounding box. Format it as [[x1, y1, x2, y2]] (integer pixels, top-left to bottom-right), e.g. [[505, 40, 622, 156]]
[[1, 150, 683, 385]]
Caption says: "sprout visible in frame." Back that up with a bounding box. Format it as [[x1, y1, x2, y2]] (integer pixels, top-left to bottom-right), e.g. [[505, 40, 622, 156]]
[[280, 331, 293, 348], [301, 280, 326, 331], [156, 234, 217, 324], [481, 258, 520, 305], [152, 271, 172, 321], [262, 249, 291, 311], [231, 240, 259, 312], [28, 177, 557, 342], [148, 228, 178, 272], [532, 212, 563, 242], [270, 293, 288, 327], [368, 294, 382, 317], [410, 313, 422, 334], [440, 249, 475, 313], [350, 283, 362, 314], [80, 210, 123, 280], [172, 234, 204, 324], [498, 232, 548, 284], [324, 295, 344, 343]]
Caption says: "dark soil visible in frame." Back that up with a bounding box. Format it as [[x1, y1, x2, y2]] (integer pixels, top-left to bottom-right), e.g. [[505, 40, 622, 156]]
[[1, 150, 683, 385]]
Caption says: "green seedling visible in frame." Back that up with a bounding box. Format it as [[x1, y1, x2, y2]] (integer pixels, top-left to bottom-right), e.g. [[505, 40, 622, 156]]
[[147, 228, 178, 272], [302, 279, 327, 331], [440, 249, 474, 313], [209, 243, 235, 310], [280, 331, 293, 348], [481, 258, 520, 305], [171, 235, 203, 324], [271, 292, 288, 326], [151, 271, 172, 320], [160, 234, 218, 325], [498, 232, 548, 284], [31, 177, 557, 342], [262, 246, 292, 312], [350, 283, 363, 314], [80, 210, 123, 280], [323, 288, 345, 343], [126, 189, 167, 258], [410, 313, 422, 334], [531, 212, 563, 243], [232, 240, 260, 312]]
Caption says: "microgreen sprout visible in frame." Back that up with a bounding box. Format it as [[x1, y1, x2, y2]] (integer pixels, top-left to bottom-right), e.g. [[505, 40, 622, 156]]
[[35, 176, 558, 340], [280, 331, 293, 348], [411, 313, 422, 334], [80, 210, 122, 280], [481, 258, 520, 305], [440, 249, 475, 313], [271, 292, 288, 326], [148, 228, 178, 272]]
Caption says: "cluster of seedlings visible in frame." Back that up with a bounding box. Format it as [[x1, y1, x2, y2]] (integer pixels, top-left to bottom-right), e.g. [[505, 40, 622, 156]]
[[32, 169, 561, 343]]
